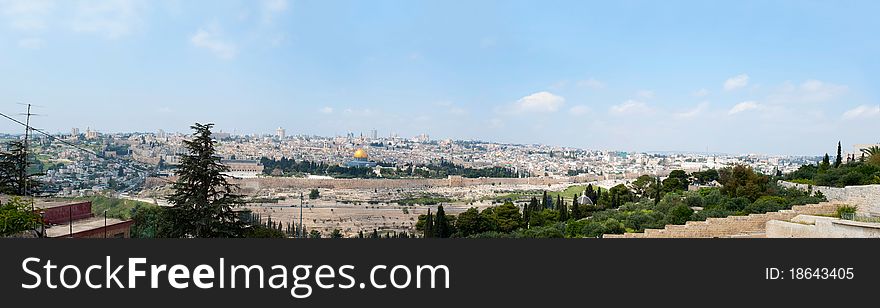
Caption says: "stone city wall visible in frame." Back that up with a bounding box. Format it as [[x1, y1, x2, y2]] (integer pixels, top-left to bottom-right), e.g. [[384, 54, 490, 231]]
[[777, 181, 880, 216], [603, 201, 843, 238]]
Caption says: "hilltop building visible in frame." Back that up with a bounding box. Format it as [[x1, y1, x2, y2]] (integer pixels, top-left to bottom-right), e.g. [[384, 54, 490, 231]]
[[346, 148, 377, 168]]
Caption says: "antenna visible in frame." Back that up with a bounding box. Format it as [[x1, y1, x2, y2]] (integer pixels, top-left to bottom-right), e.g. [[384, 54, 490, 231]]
[[17, 103, 44, 196]]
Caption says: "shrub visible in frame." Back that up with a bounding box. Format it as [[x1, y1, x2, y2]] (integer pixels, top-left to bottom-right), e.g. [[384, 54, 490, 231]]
[[835, 205, 857, 218]]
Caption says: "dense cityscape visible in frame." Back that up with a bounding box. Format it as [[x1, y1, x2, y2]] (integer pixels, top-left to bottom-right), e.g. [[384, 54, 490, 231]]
[[9, 127, 830, 198]]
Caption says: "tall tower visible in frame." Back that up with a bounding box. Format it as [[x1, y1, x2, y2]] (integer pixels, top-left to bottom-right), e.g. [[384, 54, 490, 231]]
[[275, 127, 286, 139]]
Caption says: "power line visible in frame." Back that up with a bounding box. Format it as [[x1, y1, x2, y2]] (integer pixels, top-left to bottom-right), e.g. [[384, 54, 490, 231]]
[[0, 110, 171, 184]]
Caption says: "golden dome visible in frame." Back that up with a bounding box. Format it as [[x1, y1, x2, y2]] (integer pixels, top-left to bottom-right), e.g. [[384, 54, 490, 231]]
[[353, 148, 368, 159]]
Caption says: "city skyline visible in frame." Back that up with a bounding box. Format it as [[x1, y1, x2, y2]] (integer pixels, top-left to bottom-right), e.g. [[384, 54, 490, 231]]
[[1, 0, 878, 155]]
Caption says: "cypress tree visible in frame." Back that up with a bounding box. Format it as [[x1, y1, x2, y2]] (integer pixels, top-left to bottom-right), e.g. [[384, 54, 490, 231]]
[[435, 206, 450, 238], [834, 141, 842, 168], [541, 191, 548, 209], [558, 196, 568, 221], [425, 209, 434, 238], [654, 177, 661, 205], [571, 194, 581, 220]]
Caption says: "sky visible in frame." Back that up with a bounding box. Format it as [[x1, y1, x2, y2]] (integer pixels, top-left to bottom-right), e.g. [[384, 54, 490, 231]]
[[0, 0, 878, 155]]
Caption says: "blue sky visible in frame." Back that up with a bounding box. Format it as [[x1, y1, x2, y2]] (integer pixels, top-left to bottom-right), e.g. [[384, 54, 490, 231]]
[[0, 0, 878, 155]]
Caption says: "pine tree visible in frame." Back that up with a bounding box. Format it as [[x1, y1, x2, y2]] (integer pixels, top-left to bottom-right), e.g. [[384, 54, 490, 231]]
[[0, 140, 42, 196], [165, 123, 246, 238], [834, 141, 843, 168]]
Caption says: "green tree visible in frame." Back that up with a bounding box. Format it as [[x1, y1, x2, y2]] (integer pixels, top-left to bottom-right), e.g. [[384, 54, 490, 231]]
[[165, 123, 246, 238], [309, 188, 320, 199], [668, 170, 690, 188], [653, 177, 662, 205], [424, 209, 434, 238], [541, 191, 549, 209], [819, 153, 831, 172], [485, 202, 522, 233], [718, 165, 771, 202], [435, 205, 451, 238], [570, 195, 581, 220], [834, 141, 842, 168], [631, 175, 653, 197], [692, 169, 719, 185], [331, 229, 343, 238], [455, 207, 485, 237], [0, 141, 42, 196], [557, 196, 568, 221], [0, 196, 41, 236], [665, 204, 694, 225]]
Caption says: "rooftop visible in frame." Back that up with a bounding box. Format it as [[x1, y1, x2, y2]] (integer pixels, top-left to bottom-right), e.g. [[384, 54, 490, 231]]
[[44, 216, 128, 238]]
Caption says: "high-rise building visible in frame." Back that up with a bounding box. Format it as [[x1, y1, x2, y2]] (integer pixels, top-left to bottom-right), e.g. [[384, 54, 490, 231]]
[[276, 127, 286, 139], [370, 129, 378, 140], [71, 127, 80, 137]]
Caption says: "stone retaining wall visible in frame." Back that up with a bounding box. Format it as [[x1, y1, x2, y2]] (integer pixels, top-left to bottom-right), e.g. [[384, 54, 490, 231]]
[[603, 202, 843, 238], [778, 181, 880, 216]]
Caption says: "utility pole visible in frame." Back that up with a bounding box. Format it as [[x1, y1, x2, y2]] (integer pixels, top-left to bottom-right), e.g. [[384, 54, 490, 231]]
[[299, 192, 304, 238]]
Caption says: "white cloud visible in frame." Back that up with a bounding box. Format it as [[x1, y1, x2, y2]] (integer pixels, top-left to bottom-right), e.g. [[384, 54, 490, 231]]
[[513, 91, 565, 113], [71, 0, 147, 39], [692, 88, 709, 97], [261, 0, 288, 23], [319, 107, 334, 114], [724, 74, 749, 91], [610, 100, 651, 115], [768, 79, 848, 104], [17, 37, 44, 49], [0, 0, 54, 31], [798, 79, 847, 102], [449, 107, 467, 115], [728, 101, 759, 115], [676, 102, 709, 118], [576, 78, 606, 89], [842, 105, 880, 119], [191, 24, 237, 59], [636, 90, 655, 99], [568, 105, 590, 116]]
